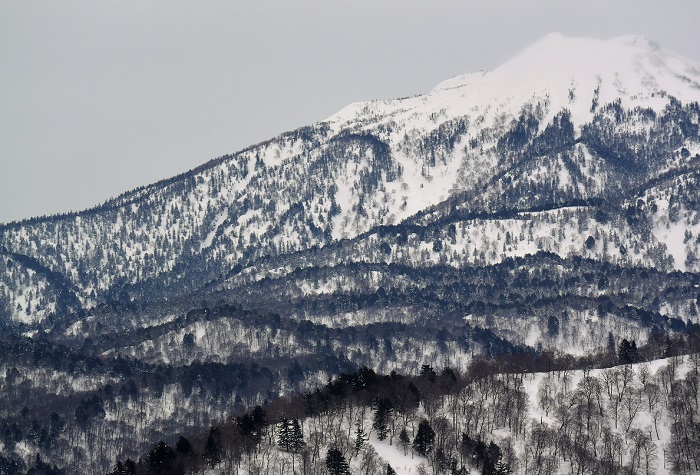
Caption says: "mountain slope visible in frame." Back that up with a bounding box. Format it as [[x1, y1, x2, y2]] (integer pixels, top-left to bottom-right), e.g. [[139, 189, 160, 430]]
[[1, 34, 700, 327], [3, 33, 700, 475]]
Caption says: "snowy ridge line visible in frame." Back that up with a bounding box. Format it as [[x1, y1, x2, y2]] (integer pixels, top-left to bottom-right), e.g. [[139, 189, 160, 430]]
[[0, 123, 331, 230], [3, 34, 700, 324], [617, 157, 700, 205], [0, 247, 82, 309], [215, 197, 607, 286]]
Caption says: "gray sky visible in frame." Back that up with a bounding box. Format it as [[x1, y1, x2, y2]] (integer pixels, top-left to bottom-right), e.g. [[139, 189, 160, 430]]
[[1, 1, 699, 224]]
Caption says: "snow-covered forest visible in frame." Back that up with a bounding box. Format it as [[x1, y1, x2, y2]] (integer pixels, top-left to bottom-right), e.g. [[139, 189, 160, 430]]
[[106, 350, 700, 475], [2, 34, 700, 474]]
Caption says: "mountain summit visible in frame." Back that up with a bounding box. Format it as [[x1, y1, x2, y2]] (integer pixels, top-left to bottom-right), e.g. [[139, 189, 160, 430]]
[[336, 32, 700, 133], [1, 34, 700, 327]]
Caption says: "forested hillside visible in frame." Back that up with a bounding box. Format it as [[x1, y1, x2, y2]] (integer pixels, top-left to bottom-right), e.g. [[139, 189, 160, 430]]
[[1, 34, 700, 474], [105, 348, 700, 475]]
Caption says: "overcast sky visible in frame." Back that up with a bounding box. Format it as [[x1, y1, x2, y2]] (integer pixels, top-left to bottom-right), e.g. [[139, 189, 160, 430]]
[[1, 1, 699, 223]]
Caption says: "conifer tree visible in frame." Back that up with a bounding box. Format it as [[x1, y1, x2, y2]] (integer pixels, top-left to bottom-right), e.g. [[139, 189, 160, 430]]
[[203, 427, 221, 468], [277, 417, 290, 451], [175, 436, 193, 455], [399, 427, 411, 455], [372, 398, 394, 441], [326, 447, 351, 475], [289, 418, 304, 452], [413, 419, 435, 456], [354, 421, 368, 454], [278, 418, 304, 452]]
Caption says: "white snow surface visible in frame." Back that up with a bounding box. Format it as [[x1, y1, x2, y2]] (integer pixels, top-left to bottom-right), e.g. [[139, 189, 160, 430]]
[[327, 33, 700, 134], [518, 356, 694, 475]]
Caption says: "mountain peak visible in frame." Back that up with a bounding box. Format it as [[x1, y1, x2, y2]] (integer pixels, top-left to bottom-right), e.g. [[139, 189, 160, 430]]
[[523, 32, 661, 57], [432, 33, 698, 89], [527, 32, 658, 52], [496, 33, 669, 75], [422, 33, 700, 129], [609, 34, 660, 51]]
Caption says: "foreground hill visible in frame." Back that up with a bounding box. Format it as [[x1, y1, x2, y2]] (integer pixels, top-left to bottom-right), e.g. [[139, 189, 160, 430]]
[[104, 353, 699, 475]]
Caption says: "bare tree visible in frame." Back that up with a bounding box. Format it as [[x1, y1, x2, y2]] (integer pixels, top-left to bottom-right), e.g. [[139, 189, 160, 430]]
[[537, 375, 556, 417], [621, 387, 643, 433]]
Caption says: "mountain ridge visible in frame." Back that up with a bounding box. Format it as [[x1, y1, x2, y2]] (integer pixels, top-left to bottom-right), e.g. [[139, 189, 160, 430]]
[[1, 33, 700, 327]]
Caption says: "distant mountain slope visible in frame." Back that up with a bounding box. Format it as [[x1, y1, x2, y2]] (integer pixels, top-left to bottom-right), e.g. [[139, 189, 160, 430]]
[[2, 34, 700, 325]]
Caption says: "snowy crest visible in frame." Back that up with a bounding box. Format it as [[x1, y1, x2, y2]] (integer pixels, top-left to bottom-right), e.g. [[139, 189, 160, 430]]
[[411, 33, 700, 129]]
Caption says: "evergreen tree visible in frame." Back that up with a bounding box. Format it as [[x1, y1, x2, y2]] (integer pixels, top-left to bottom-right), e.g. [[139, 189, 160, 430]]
[[289, 418, 304, 452], [112, 459, 137, 475], [399, 427, 411, 454], [203, 427, 221, 468], [547, 315, 559, 337], [420, 364, 437, 381], [387, 463, 397, 475], [354, 422, 368, 454], [326, 447, 351, 475], [124, 460, 137, 475], [146, 441, 178, 475], [26, 454, 64, 475], [74, 395, 106, 427], [277, 417, 290, 451], [278, 418, 304, 452], [618, 338, 638, 363], [483, 441, 505, 475], [372, 398, 393, 441], [251, 405, 267, 431], [607, 332, 616, 355], [412, 419, 436, 456], [493, 460, 513, 474], [175, 436, 193, 455]]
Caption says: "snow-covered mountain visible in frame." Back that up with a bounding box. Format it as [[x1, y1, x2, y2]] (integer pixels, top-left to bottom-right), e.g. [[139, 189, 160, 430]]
[[3, 33, 700, 475], [1, 33, 700, 330]]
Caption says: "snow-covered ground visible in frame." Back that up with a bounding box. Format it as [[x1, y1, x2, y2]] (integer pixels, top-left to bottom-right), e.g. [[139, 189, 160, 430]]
[[196, 354, 699, 474]]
